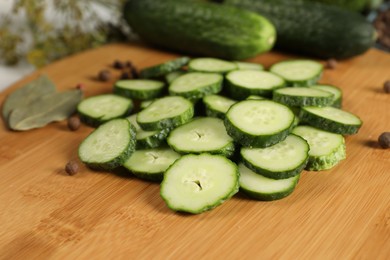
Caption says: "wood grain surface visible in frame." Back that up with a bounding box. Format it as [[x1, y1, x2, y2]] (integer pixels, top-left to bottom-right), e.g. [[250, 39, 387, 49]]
[[0, 43, 389, 260]]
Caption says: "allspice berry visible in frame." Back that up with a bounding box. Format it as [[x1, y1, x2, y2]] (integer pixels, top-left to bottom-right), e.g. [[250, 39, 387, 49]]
[[113, 60, 125, 69], [98, 70, 111, 82], [65, 161, 79, 176], [326, 59, 337, 69], [383, 81, 390, 93], [378, 132, 390, 149], [67, 116, 81, 131]]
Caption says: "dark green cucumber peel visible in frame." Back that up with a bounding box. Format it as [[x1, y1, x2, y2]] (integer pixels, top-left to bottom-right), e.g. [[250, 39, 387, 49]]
[[305, 143, 346, 171], [273, 89, 334, 107], [224, 0, 376, 59], [135, 129, 170, 150], [78, 104, 133, 128], [124, 0, 276, 60], [140, 57, 190, 79]]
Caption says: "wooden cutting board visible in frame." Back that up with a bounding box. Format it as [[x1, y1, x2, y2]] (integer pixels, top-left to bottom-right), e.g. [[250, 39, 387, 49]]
[[0, 43, 389, 259]]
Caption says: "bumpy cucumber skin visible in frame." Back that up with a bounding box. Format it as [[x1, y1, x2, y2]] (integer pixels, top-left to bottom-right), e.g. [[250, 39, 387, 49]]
[[240, 136, 309, 179], [137, 101, 194, 131], [78, 101, 134, 128], [240, 174, 300, 201], [113, 84, 164, 101], [161, 154, 240, 214], [140, 57, 190, 79], [124, 0, 276, 60], [306, 139, 346, 171], [224, 0, 376, 59], [136, 128, 170, 149], [273, 89, 334, 107], [299, 107, 362, 135], [79, 120, 137, 171]]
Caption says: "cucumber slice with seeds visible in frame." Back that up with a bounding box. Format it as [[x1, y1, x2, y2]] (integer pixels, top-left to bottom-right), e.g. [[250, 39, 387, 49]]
[[77, 94, 133, 127], [270, 60, 323, 86], [78, 119, 136, 170], [127, 114, 169, 149], [241, 134, 309, 179], [300, 106, 362, 135], [123, 147, 180, 181], [292, 125, 346, 171], [225, 100, 295, 147], [140, 57, 190, 79], [113, 79, 165, 100], [311, 84, 342, 108], [165, 70, 186, 84], [226, 70, 285, 99], [160, 154, 239, 214], [188, 58, 238, 74], [239, 163, 300, 201], [169, 72, 223, 100], [203, 94, 236, 119], [137, 96, 194, 131], [273, 87, 334, 107], [167, 117, 235, 157], [235, 61, 264, 71]]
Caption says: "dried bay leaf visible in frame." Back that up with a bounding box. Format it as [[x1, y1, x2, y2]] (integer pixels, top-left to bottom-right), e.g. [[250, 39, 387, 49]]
[[2, 75, 56, 120], [8, 89, 83, 131]]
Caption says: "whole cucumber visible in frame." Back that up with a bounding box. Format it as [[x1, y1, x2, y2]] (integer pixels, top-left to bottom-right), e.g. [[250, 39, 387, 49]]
[[123, 0, 276, 60], [224, 0, 377, 59]]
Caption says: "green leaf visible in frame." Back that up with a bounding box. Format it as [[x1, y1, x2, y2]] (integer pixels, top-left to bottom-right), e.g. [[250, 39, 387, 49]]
[[8, 89, 83, 131], [2, 75, 56, 121]]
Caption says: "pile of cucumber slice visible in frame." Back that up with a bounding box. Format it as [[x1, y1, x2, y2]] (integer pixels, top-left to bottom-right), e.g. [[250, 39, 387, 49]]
[[77, 57, 362, 214]]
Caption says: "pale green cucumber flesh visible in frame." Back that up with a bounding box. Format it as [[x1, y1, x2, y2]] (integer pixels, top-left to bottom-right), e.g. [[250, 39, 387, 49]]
[[235, 61, 264, 71], [203, 95, 236, 119], [123, 147, 181, 181], [140, 57, 190, 79], [270, 60, 323, 86], [311, 84, 342, 108], [168, 117, 235, 157], [292, 125, 346, 171], [160, 154, 239, 214], [239, 163, 300, 201], [241, 134, 309, 179], [273, 87, 334, 107], [78, 119, 136, 170], [165, 71, 186, 84], [188, 58, 237, 73], [113, 79, 165, 100]]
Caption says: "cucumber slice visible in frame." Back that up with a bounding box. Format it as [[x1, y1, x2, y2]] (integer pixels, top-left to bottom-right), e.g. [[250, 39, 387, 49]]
[[77, 94, 133, 127], [310, 84, 342, 108], [225, 100, 295, 147], [160, 154, 239, 214], [246, 95, 267, 100], [140, 57, 190, 79], [226, 70, 285, 99], [165, 70, 186, 84], [114, 79, 165, 100], [169, 72, 223, 100], [167, 117, 235, 157], [137, 96, 194, 131], [292, 125, 346, 171], [127, 114, 169, 149], [300, 106, 362, 135], [123, 147, 180, 182], [203, 94, 236, 119], [241, 134, 309, 179], [235, 61, 264, 71], [270, 59, 323, 86], [78, 119, 136, 170], [238, 163, 300, 201], [273, 87, 334, 107], [139, 99, 154, 110], [188, 58, 238, 74]]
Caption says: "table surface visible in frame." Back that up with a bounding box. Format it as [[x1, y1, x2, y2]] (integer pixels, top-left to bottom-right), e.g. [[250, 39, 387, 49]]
[[0, 43, 389, 259]]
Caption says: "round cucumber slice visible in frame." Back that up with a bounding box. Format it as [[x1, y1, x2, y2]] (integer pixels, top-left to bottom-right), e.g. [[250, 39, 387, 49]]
[[292, 125, 346, 171], [113, 79, 165, 100], [77, 94, 133, 127], [241, 134, 309, 179], [310, 84, 342, 108], [270, 59, 323, 86], [225, 100, 295, 147], [239, 163, 300, 201], [300, 106, 362, 135], [160, 154, 239, 214], [273, 87, 334, 107], [167, 117, 235, 157], [140, 57, 190, 79], [188, 58, 238, 73], [226, 70, 285, 99], [123, 147, 180, 182], [78, 119, 136, 170], [137, 96, 194, 131], [169, 72, 223, 101]]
